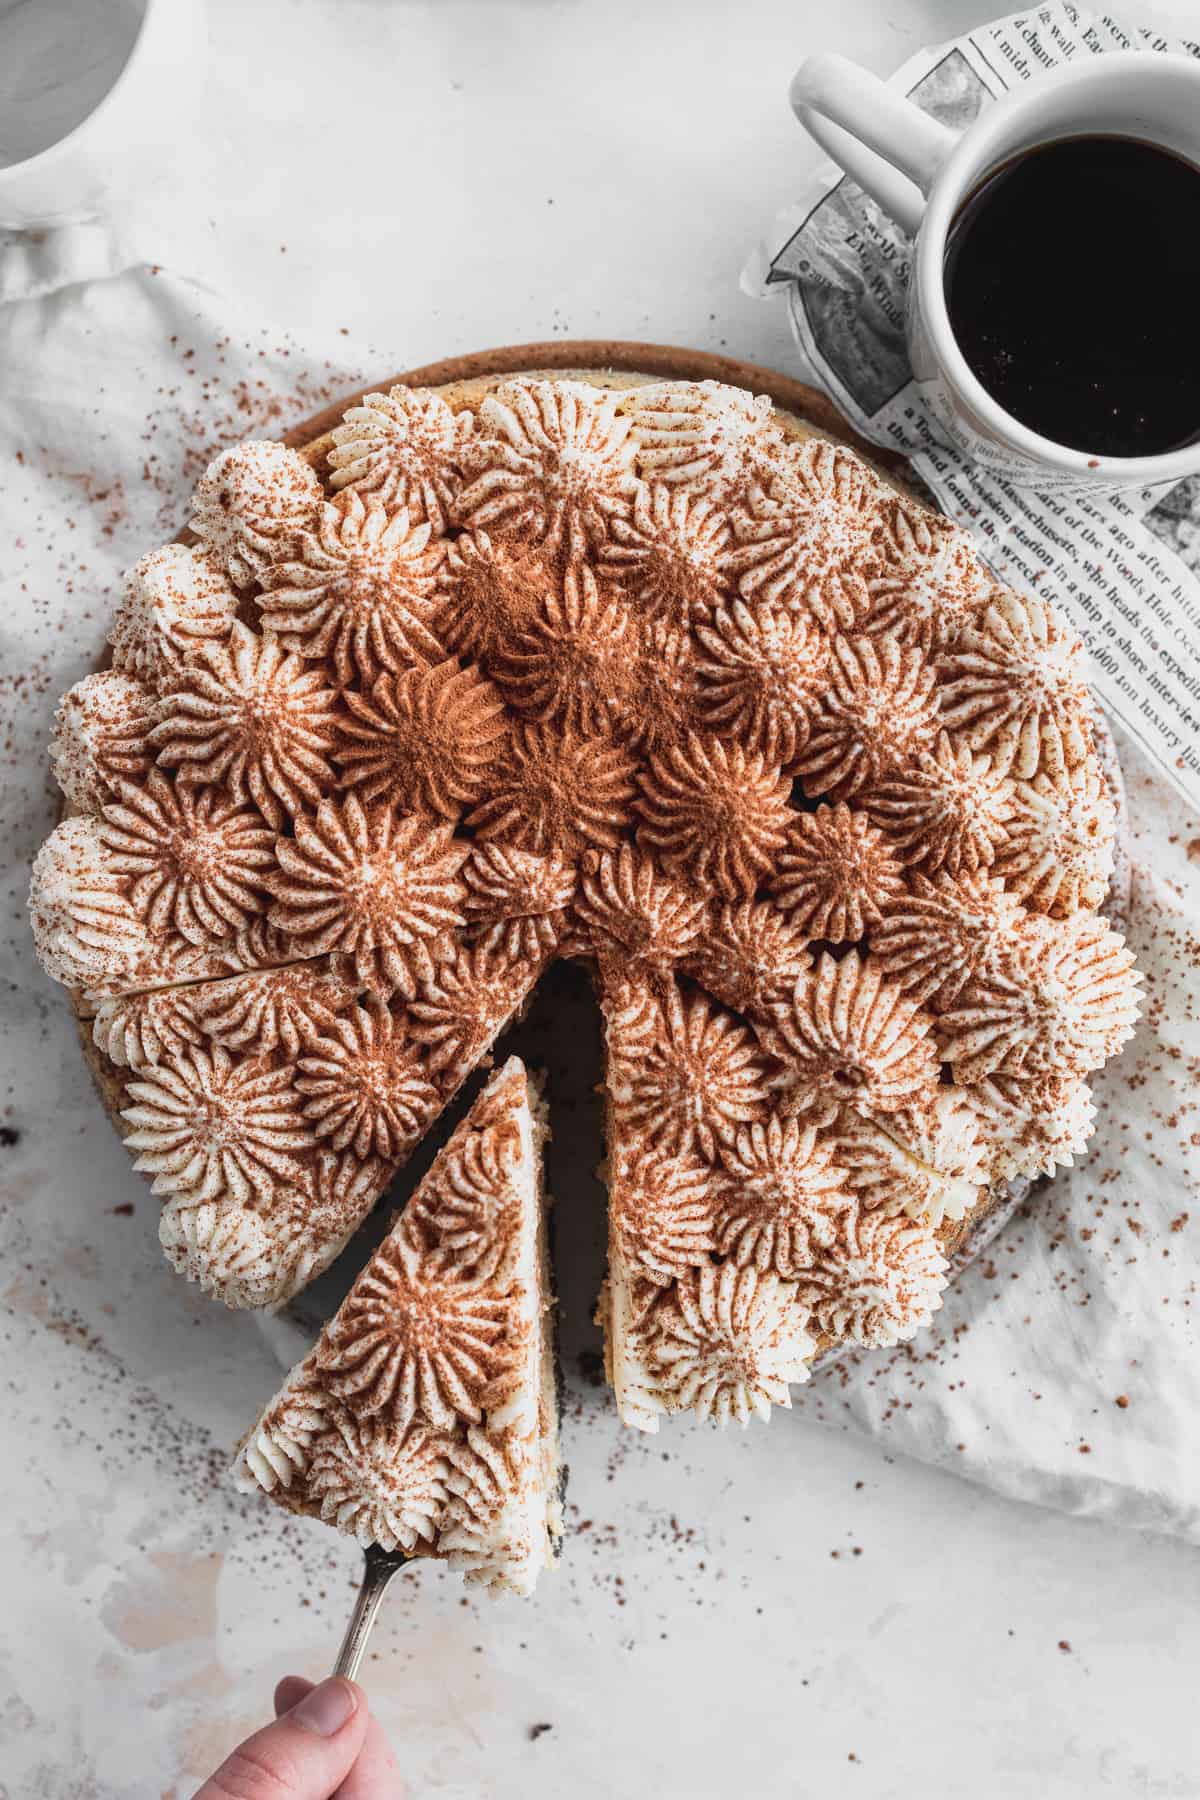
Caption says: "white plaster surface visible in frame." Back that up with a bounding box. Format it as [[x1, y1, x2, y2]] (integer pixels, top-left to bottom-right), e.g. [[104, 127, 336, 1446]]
[[2, 1, 1200, 1796]]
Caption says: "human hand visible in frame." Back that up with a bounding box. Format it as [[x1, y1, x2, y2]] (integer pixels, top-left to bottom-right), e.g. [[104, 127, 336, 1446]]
[[195, 1674, 404, 1798]]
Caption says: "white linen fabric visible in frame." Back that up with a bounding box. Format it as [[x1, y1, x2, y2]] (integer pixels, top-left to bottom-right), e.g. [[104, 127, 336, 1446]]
[[2, 262, 1196, 1544]]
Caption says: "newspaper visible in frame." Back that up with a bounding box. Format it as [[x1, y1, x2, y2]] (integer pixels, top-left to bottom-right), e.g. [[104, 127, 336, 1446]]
[[744, 4, 1200, 810]]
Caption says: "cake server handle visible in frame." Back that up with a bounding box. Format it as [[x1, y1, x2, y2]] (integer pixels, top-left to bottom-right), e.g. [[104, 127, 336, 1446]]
[[333, 1544, 409, 1681]]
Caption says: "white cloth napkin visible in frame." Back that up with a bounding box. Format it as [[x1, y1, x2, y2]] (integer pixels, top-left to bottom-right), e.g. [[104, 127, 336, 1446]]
[[3, 263, 1197, 1545]]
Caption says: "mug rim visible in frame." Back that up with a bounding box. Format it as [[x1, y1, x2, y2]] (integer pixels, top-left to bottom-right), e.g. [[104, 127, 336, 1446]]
[[0, 0, 155, 189], [915, 50, 1200, 483]]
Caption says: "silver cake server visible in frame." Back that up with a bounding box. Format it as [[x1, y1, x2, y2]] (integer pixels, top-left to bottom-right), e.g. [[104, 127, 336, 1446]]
[[333, 1545, 410, 1680]]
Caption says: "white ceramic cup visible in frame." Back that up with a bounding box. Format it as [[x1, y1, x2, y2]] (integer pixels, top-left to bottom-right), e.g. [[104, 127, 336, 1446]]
[[0, 0, 205, 231], [789, 49, 1200, 493]]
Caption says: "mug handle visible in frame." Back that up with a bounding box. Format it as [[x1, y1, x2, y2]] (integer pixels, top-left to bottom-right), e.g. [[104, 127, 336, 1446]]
[[789, 53, 959, 235]]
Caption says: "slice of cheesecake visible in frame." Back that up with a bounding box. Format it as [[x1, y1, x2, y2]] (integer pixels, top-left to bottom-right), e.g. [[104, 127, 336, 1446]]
[[233, 1056, 561, 1595]]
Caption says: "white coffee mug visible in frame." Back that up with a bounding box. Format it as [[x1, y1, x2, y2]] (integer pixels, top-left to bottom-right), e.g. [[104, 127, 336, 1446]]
[[790, 49, 1200, 493], [0, 0, 205, 231]]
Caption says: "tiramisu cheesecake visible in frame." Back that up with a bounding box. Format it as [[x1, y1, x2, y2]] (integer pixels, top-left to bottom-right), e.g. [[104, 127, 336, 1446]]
[[29, 368, 1141, 1449], [233, 1057, 560, 1593]]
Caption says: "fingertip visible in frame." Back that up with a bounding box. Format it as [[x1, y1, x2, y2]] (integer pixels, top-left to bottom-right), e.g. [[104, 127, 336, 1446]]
[[291, 1674, 361, 1738], [274, 1674, 313, 1717], [197, 1678, 369, 1799]]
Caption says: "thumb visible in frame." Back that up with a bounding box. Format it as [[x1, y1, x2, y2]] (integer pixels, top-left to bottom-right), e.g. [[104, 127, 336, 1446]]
[[195, 1677, 369, 1800]]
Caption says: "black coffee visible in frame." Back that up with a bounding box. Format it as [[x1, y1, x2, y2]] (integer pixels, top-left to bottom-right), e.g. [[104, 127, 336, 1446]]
[[943, 135, 1200, 458]]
